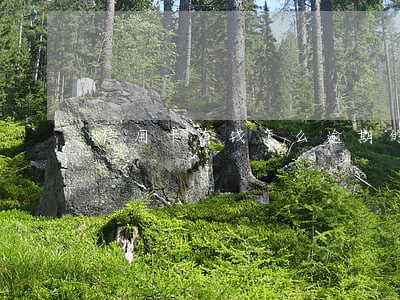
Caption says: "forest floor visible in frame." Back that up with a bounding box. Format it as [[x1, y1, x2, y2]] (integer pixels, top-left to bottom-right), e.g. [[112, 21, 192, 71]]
[[1, 120, 400, 299]]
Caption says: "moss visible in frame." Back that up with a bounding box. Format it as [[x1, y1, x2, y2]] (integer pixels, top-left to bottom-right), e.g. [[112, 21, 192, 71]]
[[209, 141, 224, 151], [188, 132, 210, 168], [110, 144, 129, 160], [140, 143, 157, 160], [95, 162, 109, 178], [246, 121, 257, 131], [171, 168, 188, 203], [91, 128, 121, 148]]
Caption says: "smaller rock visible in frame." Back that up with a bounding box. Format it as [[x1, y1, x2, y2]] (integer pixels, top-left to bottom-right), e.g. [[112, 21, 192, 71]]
[[296, 139, 366, 189], [248, 127, 287, 161], [255, 192, 269, 204], [116, 226, 139, 264], [72, 77, 96, 97], [25, 117, 35, 137]]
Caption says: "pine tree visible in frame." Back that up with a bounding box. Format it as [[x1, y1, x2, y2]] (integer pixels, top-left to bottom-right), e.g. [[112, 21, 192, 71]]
[[215, 0, 265, 192], [296, 0, 308, 72], [176, 0, 192, 86], [102, 0, 115, 82], [321, 0, 340, 118], [312, 0, 325, 119]]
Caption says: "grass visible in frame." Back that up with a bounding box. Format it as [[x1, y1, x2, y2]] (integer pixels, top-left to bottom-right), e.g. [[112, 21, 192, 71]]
[[343, 130, 400, 188], [1, 120, 400, 298], [0, 204, 312, 299], [1, 186, 399, 299]]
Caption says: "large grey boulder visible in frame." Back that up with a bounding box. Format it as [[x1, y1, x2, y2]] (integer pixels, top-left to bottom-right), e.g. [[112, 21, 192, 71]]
[[37, 80, 213, 217], [295, 138, 366, 188], [25, 138, 53, 184]]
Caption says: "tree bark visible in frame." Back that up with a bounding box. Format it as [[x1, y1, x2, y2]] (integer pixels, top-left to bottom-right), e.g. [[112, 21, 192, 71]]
[[61, 74, 65, 102], [34, 32, 43, 81], [102, 0, 115, 82], [296, 0, 308, 72], [321, 0, 340, 118], [383, 24, 397, 131], [215, 0, 265, 193], [55, 70, 60, 102], [390, 32, 400, 130], [161, 0, 173, 98], [312, 0, 325, 119], [18, 19, 23, 50], [199, 15, 208, 102], [176, 0, 191, 86]]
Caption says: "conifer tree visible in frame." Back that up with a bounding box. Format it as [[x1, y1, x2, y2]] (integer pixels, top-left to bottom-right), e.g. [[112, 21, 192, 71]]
[[215, 0, 265, 193], [312, 0, 325, 119], [176, 0, 192, 86], [102, 0, 115, 82]]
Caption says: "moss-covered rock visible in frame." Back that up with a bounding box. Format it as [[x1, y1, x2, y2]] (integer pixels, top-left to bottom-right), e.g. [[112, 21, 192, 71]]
[[37, 81, 213, 217]]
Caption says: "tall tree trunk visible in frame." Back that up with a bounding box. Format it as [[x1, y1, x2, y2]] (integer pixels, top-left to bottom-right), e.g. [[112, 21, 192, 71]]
[[176, 0, 191, 86], [297, 0, 308, 72], [321, 0, 340, 118], [199, 15, 208, 102], [261, 3, 276, 109], [390, 34, 400, 130], [350, 99, 357, 130], [34, 34, 43, 81], [34, 17, 45, 81], [55, 70, 60, 101], [312, 0, 325, 119], [102, 0, 115, 82], [18, 19, 23, 50], [383, 24, 396, 131], [215, 0, 265, 193], [161, 0, 173, 98], [61, 74, 65, 102]]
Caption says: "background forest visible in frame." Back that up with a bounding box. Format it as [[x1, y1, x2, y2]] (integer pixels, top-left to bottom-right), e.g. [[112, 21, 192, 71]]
[[46, 10, 400, 122], [1, 0, 400, 298]]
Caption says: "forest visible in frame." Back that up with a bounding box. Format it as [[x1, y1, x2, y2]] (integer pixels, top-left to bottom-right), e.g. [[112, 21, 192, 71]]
[[47, 10, 400, 122], [1, 0, 400, 298]]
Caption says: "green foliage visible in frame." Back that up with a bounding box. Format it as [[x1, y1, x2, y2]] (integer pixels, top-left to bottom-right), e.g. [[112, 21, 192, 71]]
[[269, 162, 365, 232], [0, 120, 42, 213], [168, 75, 204, 112], [0, 1, 47, 120], [344, 130, 400, 188], [116, 0, 156, 11], [209, 140, 224, 151], [102, 197, 158, 236], [268, 162, 398, 294], [2, 183, 400, 298], [0, 119, 25, 156], [246, 120, 257, 130], [0, 153, 42, 212], [112, 13, 174, 92], [0, 210, 121, 299], [250, 154, 296, 182]]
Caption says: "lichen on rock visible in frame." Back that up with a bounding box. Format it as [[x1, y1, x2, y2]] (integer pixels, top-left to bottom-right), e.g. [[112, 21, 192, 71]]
[[37, 80, 213, 217]]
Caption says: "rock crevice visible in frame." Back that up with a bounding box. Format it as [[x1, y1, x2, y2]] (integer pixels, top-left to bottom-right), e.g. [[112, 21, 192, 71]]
[[37, 80, 213, 217]]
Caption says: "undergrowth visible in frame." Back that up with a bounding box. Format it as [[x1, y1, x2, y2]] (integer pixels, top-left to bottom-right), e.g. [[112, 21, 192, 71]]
[[344, 130, 400, 188], [2, 165, 400, 298], [1, 120, 400, 298], [0, 119, 42, 212]]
